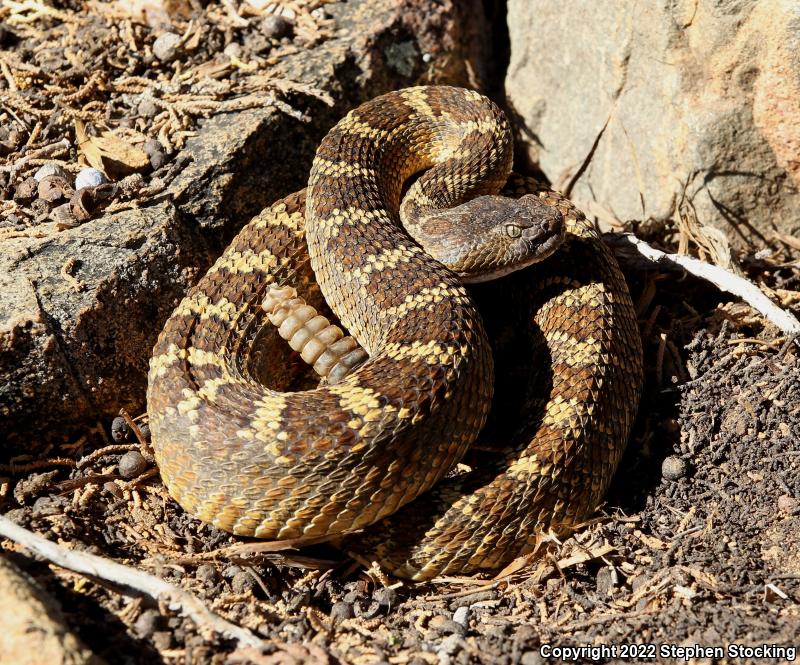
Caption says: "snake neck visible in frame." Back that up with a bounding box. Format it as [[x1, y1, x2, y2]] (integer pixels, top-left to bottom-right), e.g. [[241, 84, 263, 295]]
[[304, 86, 513, 356]]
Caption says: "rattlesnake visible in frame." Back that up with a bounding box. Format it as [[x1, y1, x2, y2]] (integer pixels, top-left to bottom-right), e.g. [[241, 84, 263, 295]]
[[146, 86, 643, 580]]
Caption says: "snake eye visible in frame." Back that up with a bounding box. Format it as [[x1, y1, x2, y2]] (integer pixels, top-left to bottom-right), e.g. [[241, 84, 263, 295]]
[[505, 224, 522, 238]]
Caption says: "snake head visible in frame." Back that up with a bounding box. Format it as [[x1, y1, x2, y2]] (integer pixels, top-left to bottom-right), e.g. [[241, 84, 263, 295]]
[[416, 194, 566, 283]]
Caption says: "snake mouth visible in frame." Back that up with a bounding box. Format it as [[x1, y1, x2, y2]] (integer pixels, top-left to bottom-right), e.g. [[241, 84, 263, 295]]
[[460, 241, 559, 282], [461, 211, 566, 284]]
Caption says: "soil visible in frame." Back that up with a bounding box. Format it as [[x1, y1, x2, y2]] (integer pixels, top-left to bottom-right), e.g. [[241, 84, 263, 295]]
[[1, 2, 799, 664]]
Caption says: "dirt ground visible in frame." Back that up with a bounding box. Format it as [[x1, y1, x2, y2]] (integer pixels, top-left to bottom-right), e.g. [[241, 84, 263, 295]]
[[4, 238, 800, 665], [1, 2, 799, 664]]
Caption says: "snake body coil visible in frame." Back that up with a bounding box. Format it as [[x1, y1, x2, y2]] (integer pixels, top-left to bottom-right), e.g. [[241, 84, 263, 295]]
[[147, 87, 643, 580]]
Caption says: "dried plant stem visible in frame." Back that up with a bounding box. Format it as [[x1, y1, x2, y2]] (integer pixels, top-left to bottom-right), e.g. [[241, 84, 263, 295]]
[[0, 515, 268, 650], [606, 232, 800, 335]]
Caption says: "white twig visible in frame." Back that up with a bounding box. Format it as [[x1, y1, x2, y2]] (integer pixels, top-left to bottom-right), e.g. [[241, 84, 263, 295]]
[[605, 232, 800, 335], [0, 138, 71, 175], [0, 515, 267, 650]]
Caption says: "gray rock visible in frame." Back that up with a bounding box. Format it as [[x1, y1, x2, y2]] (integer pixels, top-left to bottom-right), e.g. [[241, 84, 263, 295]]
[[138, 97, 159, 118], [152, 32, 181, 62], [223, 42, 242, 59], [261, 15, 293, 40], [195, 563, 220, 585], [452, 606, 469, 627], [0, 0, 492, 450], [110, 415, 129, 442], [0, 557, 103, 665], [134, 609, 160, 638], [505, 0, 800, 247], [230, 570, 256, 594], [143, 139, 167, 170], [118, 450, 148, 479], [662, 455, 688, 481], [13, 177, 37, 202], [330, 600, 354, 623]]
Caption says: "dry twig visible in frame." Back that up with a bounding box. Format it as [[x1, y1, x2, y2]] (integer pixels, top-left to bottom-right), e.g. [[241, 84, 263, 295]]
[[0, 515, 268, 650], [606, 233, 800, 335]]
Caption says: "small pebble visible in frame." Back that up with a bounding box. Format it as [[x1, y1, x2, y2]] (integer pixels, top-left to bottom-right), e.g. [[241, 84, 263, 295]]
[[374, 586, 396, 610], [195, 563, 220, 585], [223, 42, 242, 59], [661, 455, 688, 481], [139, 422, 151, 441], [520, 652, 544, 665], [221, 565, 242, 579], [261, 14, 293, 40], [75, 167, 107, 190], [30, 198, 51, 217], [50, 202, 75, 226], [778, 495, 797, 514], [152, 32, 181, 62], [231, 570, 256, 594], [103, 481, 123, 498], [118, 450, 148, 479], [143, 138, 167, 170], [151, 631, 173, 651], [110, 415, 130, 443], [452, 606, 469, 627], [13, 176, 38, 202], [330, 600, 354, 623], [134, 609, 161, 638], [33, 163, 68, 182], [138, 97, 159, 118], [37, 175, 70, 203]]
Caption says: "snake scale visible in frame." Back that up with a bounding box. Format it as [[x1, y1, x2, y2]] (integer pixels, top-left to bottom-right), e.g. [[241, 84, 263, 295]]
[[147, 86, 643, 581]]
